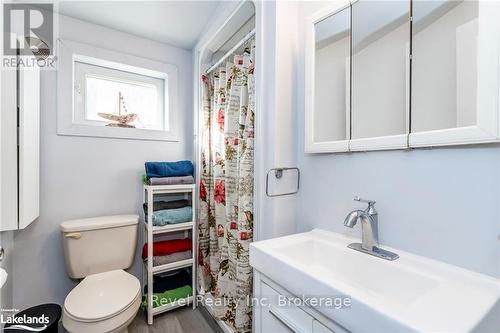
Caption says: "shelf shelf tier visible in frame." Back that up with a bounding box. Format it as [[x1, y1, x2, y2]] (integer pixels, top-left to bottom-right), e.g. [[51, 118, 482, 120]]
[[142, 183, 197, 325], [152, 296, 194, 315], [143, 221, 194, 234], [143, 184, 195, 194], [143, 258, 194, 275]]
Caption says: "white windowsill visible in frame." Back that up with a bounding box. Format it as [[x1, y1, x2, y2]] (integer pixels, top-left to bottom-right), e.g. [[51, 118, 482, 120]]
[[57, 123, 180, 142]]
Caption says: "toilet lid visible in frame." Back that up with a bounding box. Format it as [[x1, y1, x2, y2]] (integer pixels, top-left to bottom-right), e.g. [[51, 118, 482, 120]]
[[64, 270, 140, 322]]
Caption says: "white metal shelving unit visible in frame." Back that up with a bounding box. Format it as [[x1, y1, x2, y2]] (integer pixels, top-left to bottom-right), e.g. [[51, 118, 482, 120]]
[[142, 184, 196, 325]]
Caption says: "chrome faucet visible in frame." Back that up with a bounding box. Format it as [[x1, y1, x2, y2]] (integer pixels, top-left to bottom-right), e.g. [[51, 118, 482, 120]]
[[344, 196, 379, 250], [344, 196, 399, 261]]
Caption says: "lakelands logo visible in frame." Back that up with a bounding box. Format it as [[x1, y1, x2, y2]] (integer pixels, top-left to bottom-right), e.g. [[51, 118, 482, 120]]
[[3, 2, 56, 69], [1, 313, 49, 331]]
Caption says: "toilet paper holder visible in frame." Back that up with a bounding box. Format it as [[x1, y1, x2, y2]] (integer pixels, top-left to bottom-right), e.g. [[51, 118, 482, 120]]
[[266, 167, 300, 197]]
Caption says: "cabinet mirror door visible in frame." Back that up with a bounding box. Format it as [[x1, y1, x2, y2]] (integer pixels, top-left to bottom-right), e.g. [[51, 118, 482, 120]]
[[305, 4, 350, 153], [410, 0, 500, 146], [350, 0, 410, 151]]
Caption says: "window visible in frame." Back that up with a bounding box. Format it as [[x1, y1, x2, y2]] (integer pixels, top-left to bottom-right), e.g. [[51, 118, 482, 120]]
[[57, 39, 179, 141], [74, 57, 167, 131]]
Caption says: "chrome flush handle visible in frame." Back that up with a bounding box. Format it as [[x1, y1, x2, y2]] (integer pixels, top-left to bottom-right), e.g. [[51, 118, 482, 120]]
[[64, 232, 81, 239]]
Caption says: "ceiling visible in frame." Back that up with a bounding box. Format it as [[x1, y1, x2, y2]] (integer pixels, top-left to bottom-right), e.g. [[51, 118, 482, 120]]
[[57, 1, 221, 50]]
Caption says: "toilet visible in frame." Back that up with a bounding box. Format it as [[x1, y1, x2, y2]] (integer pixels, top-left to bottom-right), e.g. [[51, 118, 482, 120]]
[[60, 215, 141, 333]]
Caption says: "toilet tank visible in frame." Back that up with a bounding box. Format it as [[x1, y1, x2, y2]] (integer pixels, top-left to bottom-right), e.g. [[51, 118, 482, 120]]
[[61, 215, 139, 279]]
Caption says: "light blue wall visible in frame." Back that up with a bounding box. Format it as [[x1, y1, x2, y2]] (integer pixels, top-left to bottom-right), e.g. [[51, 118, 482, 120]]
[[296, 147, 500, 277], [295, 1, 500, 277], [12, 15, 193, 309]]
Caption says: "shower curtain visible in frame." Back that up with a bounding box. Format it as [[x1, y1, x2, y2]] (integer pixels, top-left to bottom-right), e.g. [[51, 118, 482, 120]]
[[198, 39, 255, 333]]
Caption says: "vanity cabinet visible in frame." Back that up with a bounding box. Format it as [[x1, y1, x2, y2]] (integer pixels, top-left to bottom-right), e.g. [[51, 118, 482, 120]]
[[305, 0, 500, 153], [313, 320, 337, 333], [255, 274, 349, 333], [260, 282, 314, 333]]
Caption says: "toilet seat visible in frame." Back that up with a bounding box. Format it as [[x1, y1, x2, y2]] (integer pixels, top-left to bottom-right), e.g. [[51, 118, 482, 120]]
[[63, 270, 141, 333]]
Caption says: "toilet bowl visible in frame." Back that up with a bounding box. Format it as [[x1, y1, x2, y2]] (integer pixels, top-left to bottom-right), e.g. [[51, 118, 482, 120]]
[[62, 270, 141, 333], [61, 215, 140, 333]]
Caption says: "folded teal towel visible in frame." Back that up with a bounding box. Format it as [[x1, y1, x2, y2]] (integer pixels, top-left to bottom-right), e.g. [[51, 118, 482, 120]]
[[152, 206, 193, 226]]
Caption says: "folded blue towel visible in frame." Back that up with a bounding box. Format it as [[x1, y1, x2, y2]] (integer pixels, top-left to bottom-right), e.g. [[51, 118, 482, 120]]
[[145, 161, 194, 178], [152, 206, 193, 226]]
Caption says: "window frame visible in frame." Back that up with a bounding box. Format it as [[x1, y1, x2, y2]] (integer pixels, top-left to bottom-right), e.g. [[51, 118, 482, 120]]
[[57, 39, 179, 141], [73, 56, 167, 130]]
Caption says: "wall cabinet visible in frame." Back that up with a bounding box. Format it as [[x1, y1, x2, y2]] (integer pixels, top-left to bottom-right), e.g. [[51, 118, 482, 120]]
[[350, 0, 410, 151], [305, 4, 350, 153], [409, 0, 499, 147], [0, 60, 40, 231], [305, 0, 500, 153]]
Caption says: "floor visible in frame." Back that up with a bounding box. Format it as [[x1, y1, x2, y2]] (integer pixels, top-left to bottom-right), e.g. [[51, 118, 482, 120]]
[[130, 307, 222, 333]]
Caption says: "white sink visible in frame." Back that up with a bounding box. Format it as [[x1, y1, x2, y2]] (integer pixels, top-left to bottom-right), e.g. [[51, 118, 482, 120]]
[[250, 229, 500, 332]]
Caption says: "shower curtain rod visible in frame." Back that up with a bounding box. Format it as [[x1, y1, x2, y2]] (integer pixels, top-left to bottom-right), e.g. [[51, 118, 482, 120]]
[[205, 28, 255, 74]]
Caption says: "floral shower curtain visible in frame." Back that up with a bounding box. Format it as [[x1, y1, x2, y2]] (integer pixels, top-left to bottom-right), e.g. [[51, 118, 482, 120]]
[[198, 39, 255, 333]]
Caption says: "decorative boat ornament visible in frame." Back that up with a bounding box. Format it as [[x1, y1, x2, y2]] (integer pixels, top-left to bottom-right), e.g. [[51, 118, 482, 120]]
[[98, 92, 138, 128]]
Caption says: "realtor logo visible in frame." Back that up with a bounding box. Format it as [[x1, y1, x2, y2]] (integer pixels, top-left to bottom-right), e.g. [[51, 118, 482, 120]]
[[3, 3, 54, 58]]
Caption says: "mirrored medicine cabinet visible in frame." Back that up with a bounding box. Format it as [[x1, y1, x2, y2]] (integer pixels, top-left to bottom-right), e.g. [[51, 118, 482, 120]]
[[305, 0, 500, 153]]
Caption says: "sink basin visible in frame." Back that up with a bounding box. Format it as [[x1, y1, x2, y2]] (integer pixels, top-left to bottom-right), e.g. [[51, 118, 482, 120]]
[[279, 238, 439, 306], [250, 229, 500, 332]]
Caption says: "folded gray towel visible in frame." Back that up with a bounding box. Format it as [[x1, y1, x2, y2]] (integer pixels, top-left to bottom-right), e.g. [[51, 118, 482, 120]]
[[144, 250, 193, 267], [148, 175, 195, 186], [143, 199, 189, 213]]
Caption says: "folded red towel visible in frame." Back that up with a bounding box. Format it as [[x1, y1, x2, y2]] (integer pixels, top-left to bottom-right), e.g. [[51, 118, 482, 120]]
[[142, 238, 192, 259]]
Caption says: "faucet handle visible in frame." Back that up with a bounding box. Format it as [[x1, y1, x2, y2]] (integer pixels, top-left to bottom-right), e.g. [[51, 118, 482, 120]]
[[354, 196, 376, 206]]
